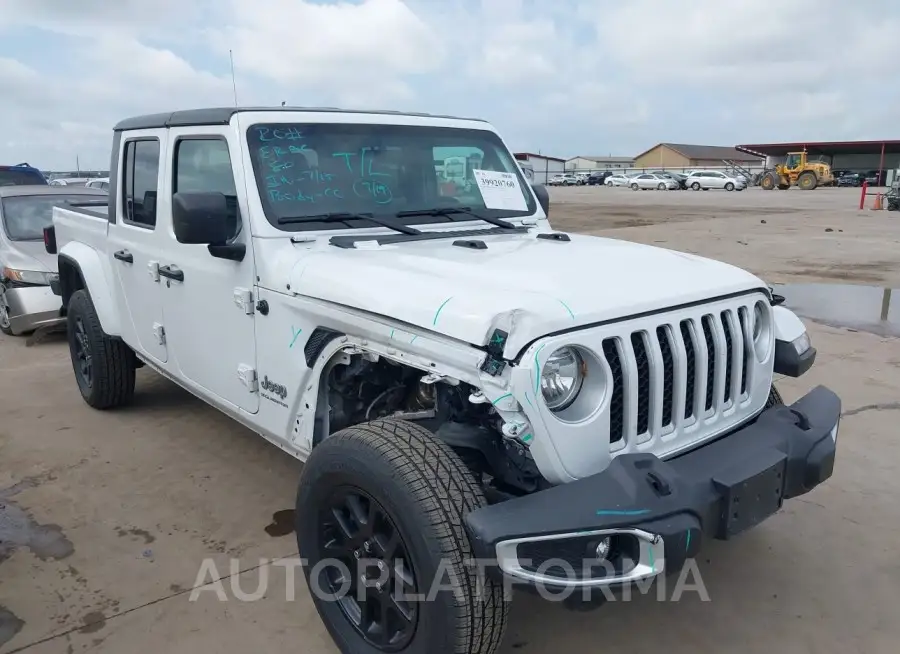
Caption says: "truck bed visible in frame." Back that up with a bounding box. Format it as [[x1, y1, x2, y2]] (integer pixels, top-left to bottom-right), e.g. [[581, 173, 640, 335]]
[[53, 204, 110, 255]]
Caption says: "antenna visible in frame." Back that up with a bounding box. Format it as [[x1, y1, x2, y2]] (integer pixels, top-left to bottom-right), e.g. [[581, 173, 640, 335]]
[[229, 49, 239, 107]]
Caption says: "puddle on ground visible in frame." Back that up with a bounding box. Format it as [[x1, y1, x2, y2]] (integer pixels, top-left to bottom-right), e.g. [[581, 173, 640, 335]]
[[0, 606, 24, 648], [772, 283, 899, 337], [264, 509, 295, 537], [0, 476, 74, 564]]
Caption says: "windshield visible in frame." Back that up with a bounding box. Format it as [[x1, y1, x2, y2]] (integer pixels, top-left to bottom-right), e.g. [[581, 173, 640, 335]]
[[246, 123, 536, 231], [0, 167, 47, 187], [1, 194, 97, 240]]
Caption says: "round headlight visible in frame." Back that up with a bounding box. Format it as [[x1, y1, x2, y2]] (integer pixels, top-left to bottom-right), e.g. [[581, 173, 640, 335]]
[[752, 300, 771, 361], [753, 302, 764, 340], [541, 347, 584, 411]]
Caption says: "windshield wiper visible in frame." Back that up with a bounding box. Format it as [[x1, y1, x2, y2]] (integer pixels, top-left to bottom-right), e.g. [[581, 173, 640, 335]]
[[395, 206, 517, 230], [277, 212, 421, 235]]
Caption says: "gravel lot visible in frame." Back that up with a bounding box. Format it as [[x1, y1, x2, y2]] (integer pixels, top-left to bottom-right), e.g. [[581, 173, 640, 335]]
[[1, 186, 898, 653]]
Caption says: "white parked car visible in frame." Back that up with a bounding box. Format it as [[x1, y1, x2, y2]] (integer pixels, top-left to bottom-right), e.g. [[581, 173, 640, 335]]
[[84, 177, 110, 191], [685, 170, 746, 191], [575, 172, 591, 185], [46, 106, 839, 654], [630, 173, 679, 191], [605, 173, 632, 187], [548, 174, 578, 186]]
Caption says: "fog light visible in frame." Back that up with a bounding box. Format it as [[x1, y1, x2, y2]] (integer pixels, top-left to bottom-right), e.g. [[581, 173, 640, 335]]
[[595, 537, 611, 560]]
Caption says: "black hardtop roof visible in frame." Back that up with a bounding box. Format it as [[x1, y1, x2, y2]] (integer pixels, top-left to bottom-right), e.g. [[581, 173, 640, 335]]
[[114, 107, 488, 132]]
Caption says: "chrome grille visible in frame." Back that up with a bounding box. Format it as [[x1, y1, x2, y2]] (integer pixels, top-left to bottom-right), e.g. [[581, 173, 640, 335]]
[[605, 306, 757, 448]]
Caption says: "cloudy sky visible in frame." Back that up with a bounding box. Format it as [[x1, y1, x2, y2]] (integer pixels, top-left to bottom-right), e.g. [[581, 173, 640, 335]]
[[1, 0, 896, 171]]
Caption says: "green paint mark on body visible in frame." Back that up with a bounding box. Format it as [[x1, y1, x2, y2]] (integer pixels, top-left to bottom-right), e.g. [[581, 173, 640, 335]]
[[557, 299, 575, 319], [492, 393, 513, 406], [533, 344, 547, 394], [433, 297, 453, 326], [289, 326, 303, 348]]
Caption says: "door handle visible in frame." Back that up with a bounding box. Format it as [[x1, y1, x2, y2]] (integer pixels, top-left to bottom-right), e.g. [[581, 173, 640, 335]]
[[158, 264, 184, 282], [113, 249, 133, 263]]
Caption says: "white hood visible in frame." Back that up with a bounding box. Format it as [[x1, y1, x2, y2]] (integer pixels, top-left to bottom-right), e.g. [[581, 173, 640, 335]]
[[274, 230, 766, 358]]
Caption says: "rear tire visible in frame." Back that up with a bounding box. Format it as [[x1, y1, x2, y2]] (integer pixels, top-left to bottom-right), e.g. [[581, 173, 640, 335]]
[[296, 419, 509, 654], [66, 289, 135, 409]]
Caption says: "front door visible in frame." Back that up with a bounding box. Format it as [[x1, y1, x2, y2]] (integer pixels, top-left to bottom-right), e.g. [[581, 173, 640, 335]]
[[107, 132, 168, 363], [156, 130, 259, 413]]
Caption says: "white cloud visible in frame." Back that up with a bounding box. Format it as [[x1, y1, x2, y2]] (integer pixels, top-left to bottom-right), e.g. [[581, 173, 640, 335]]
[[212, 0, 443, 104], [0, 0, 897, 170]]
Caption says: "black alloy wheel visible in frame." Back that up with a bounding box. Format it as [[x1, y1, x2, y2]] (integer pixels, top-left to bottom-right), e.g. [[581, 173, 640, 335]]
[[72, 316, 93, 389], [318, 487, 419, 651]]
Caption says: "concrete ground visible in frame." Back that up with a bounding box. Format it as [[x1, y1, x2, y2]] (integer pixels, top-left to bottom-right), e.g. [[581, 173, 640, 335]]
[[2, 186, 899, 653]]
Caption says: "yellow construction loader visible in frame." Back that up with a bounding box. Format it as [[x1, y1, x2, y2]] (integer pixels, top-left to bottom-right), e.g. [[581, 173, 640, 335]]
[[759, 151, 834, 190]]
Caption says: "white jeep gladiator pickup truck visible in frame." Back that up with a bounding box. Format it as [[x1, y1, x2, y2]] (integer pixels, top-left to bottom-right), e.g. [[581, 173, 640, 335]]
[[45, 106, 839, 654]]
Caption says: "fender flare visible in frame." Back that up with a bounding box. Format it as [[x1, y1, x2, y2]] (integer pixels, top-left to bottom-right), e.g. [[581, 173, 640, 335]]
[[58, 242, 122, 336], [772, 305, 806, 343], [772, 305, 815, 377]]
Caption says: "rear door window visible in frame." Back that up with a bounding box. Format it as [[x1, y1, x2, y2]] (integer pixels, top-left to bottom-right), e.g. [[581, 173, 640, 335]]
[[121, 139, 161, 228]]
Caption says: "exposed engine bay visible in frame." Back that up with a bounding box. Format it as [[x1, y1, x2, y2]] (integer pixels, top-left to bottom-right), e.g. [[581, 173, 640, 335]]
[[320, 352, 547, 499]]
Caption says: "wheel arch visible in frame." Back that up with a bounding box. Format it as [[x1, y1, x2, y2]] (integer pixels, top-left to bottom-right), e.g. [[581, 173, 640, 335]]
[[58, 243, 121, 336], [299, 327, 522, 482]]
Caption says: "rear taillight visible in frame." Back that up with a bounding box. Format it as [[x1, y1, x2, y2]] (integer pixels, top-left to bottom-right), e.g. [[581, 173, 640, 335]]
[[43, 226, 57, 254]]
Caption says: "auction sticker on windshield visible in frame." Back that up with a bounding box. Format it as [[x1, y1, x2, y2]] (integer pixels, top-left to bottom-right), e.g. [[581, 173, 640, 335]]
[[473, 169, 528, 211]]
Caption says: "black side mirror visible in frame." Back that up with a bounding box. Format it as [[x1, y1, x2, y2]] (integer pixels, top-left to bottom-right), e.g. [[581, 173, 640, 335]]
[[531, 184, 550, 216], [172, 192, 231, 245]]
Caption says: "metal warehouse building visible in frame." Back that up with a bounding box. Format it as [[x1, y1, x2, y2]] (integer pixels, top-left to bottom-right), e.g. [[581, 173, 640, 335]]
[[513, 152, 566, 185], [633, 143, 763, 171], [737, 140, 900, 185]]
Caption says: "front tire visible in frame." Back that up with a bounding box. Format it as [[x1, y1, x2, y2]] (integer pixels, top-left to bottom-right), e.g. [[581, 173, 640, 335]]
[[765, 385, 784, 409], [297, 419, 508, 654], [0, 284, 13, 335], [657, 183, 666, 190], [691, 182, 700, 191], [725, 182, 735, 191], [798, 171, 818, 190], [66, 289, 135, 409], [760, 173, 777, 190], [631, 183, 639, 190]]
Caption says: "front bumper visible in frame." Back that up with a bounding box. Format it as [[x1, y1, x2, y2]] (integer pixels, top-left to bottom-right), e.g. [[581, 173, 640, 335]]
[[465, 385, 840, 591], [5, 285, 64, 335]]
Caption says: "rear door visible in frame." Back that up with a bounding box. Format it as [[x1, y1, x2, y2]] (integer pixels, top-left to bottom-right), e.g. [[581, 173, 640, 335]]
[[107, 132, 168, 363]]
